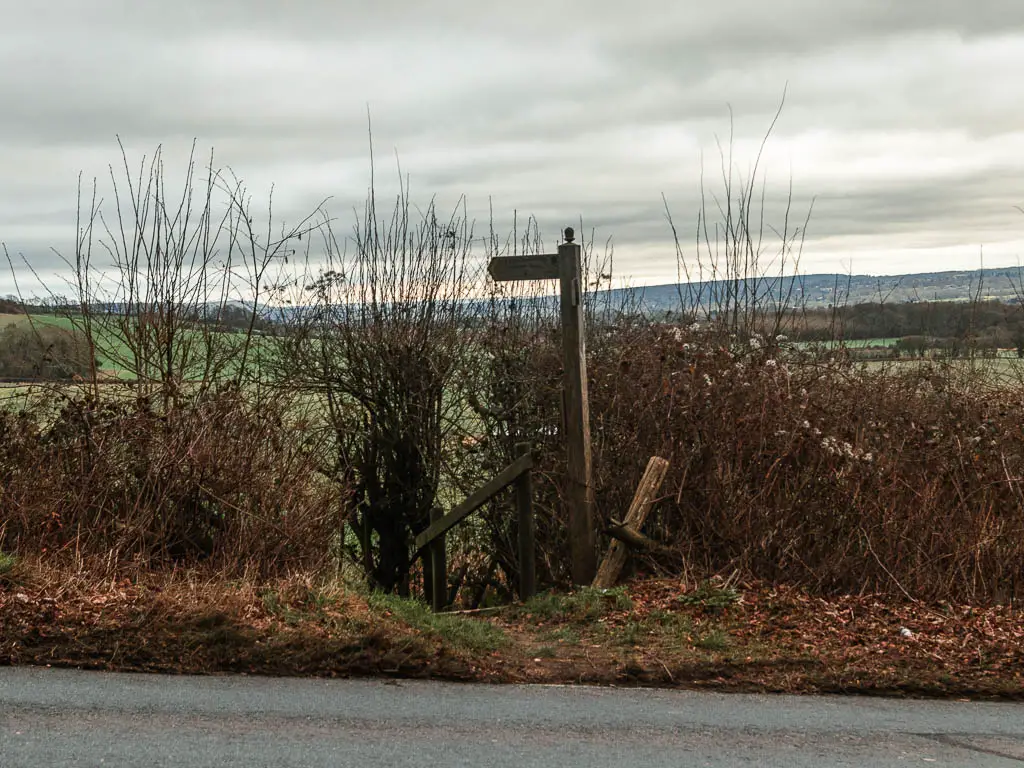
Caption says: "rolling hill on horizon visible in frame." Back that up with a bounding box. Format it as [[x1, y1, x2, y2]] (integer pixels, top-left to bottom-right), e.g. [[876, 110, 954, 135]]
[[602, 264, 1024, 313]]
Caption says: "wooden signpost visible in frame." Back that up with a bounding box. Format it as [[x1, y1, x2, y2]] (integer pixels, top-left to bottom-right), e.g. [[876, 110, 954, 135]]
[[487, 227, 597, 585]]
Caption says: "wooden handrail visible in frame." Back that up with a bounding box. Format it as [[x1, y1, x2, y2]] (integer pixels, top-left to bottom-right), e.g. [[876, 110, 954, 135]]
[[414, 451, 532, 549], [417, 443, 536, 611]]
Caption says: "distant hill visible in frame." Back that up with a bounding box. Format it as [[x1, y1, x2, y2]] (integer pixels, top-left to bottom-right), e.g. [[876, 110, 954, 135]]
[[600, 266, 1024, 314], [16, 266, 1013, 323], [254, 266, 1024, 323]]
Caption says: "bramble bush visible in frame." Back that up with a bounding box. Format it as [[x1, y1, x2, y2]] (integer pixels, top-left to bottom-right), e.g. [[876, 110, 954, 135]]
[[0, 387, 345, 577], [488, 321, 1024, 604]]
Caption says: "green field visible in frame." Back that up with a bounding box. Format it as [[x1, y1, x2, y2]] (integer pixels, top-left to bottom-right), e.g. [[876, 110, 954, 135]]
[[0, 312, 275, 382], [858, 355, 1024, 385], [794, 337, 900, 350], [1, 312, 135, 376]]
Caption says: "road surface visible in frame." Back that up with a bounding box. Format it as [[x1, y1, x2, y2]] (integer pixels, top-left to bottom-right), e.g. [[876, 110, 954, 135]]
[[1, 667, 1023, 766]]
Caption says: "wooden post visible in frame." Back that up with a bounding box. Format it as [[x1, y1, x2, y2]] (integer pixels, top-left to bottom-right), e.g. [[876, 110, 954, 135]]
[[514, 442, 536, 601], [429, 506, 447, 612], [421, 535, 434, 603], [486, 225, 598, 585], [360, 513, 373, 579], [592, 456, 670, 589], [558, 228, 597, 584]]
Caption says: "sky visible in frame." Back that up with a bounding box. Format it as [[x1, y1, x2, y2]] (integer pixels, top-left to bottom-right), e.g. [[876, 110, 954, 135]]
[[3, 0, 1024, 297]]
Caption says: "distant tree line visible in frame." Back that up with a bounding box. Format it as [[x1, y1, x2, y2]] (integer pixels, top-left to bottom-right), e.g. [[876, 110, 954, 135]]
[[0, 296, 27, 314], [790, 300, 1024, 355]]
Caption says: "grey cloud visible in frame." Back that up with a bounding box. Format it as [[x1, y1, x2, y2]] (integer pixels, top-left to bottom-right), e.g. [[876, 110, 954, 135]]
[[4, 0, 1024, 296]]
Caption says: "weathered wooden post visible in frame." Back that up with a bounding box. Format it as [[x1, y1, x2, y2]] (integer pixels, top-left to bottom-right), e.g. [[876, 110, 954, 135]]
[[421, 529, 434, 604], [592, 456, 670, 589], [487, 227, 597, 585], [557, 230, 596, 584], [514, 442, 537, 600], [429, 506, 447, 612]]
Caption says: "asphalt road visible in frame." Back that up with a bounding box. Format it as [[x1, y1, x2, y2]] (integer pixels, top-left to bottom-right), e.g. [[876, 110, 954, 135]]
[[1, 668, 1023, 767]]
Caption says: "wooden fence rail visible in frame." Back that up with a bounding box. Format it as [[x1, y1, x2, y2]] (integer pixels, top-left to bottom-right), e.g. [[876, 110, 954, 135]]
[[414, 442, 536, 612]]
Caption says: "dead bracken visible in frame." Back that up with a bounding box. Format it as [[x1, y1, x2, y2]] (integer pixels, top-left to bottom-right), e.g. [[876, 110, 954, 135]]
[[1, 562, 1021, 698]]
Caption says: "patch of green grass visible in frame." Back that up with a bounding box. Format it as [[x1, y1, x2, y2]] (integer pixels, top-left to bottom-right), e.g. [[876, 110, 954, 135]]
[[796, 337, 900, 350], [694, 628, 730, 652], [287, 582, 335, 611], [538, 626, 581, 644], [519, 587, 632, 622], [260, 588, 304, 625], [645, 609, 694, 635], [0, 552, 17, 578], [613, 610, 696, 648], [617, 620, 644, 647], [260, 588, 282, 615], [368, 592, 508, 653], [258, 582, 342, 627], [677, 580, 741, 613]]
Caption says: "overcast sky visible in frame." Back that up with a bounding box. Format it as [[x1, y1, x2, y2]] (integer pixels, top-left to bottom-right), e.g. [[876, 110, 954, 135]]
[[3, 0, 1024, 296]]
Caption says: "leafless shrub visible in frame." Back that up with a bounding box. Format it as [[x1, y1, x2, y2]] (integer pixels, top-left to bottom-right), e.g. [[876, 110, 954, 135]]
[[580, 325, 1024, 604], [269, 173, 480, 594], [666, 96, 814, 341], [31, 140, 324, 409], [0, 387, 343, 577]]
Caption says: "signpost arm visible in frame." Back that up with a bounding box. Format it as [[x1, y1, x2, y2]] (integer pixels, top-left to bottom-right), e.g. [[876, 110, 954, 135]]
[[558, 228, 597, 584]]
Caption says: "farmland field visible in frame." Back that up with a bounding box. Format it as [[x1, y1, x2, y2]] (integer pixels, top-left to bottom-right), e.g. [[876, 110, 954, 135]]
[[1, 312, 135, 376], [1, 313, 78, 332], [795, 337, 900, 349], [857, 355, 1024, 384], [0, 312, 278, 384]]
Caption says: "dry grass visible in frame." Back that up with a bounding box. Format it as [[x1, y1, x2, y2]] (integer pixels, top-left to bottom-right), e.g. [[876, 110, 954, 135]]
[[0, 556, 477, 679], [2, 562, 1021, 698]]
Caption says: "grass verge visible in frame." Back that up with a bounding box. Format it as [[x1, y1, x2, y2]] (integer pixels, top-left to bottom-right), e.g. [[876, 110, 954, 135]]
[[1, 563, 1021, 699]]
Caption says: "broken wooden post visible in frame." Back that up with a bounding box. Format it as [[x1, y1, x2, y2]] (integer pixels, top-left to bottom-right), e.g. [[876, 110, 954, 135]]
[[429, 506, 447, 612], [592, 456, 670, 589], [514, 442, 537, 600], [604, 519, 675, 556]]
